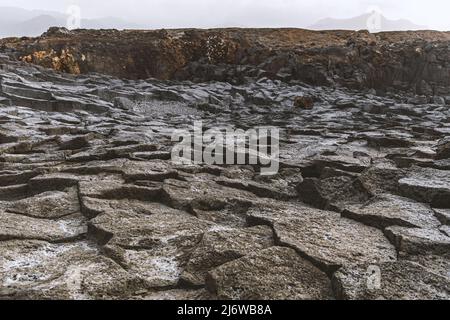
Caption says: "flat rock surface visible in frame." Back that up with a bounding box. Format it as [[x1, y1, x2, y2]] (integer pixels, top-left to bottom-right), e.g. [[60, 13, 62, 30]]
[[90, 211, 215, 287], [247, 203, 397, 273], [343, 194, 441, 229], [385, 226, 450, 256], [181, 226, 274, 286], [0, 211, 86, 242], [0, 187, 80, 219], [0, 240, 140, 299], [399, 167, 450, 208]]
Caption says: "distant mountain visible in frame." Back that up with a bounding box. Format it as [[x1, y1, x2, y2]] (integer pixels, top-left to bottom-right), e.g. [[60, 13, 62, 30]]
[[310, 13, 427, 32], [0, 6, 141, 38], [11, 15, 63, 37]]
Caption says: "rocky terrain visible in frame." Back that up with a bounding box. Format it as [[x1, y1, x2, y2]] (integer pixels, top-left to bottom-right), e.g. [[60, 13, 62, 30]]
[[4, 27, 450, 96], [0, 28, 449, 300]]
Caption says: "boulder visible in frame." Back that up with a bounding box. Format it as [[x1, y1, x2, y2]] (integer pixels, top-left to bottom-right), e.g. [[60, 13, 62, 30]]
[[343, 193, 441, 229]]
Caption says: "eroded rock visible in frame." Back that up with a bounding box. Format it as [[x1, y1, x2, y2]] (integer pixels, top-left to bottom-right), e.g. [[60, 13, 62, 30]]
[[399, 167, 450, 208], [0, 240, 141, 299], [385, 226, 450, 256], [181, 226, 274, 286], [332, 261, 449, 300], [206, 247, 333, 300], [0, 211, 86, 242], [343, 194, 441, 229], [2, 187, 80, 219], [90, 212, 215, 287], [247, 202, 397, 273]]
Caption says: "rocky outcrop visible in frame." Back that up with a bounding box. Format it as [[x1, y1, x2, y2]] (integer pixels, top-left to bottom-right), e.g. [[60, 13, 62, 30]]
[[0, 38, 449, 300], [3, 28, 450, 95]]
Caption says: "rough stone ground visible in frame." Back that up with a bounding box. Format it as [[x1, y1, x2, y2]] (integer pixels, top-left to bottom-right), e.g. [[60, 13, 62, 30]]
[[0, 40, 449, 300]]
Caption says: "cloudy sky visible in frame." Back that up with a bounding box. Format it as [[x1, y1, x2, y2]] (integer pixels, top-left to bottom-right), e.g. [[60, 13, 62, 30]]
[[0, 0, 449, 30]]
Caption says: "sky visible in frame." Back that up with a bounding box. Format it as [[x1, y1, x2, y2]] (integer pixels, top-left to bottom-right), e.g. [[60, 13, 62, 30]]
[[0, 0, 449, 30]]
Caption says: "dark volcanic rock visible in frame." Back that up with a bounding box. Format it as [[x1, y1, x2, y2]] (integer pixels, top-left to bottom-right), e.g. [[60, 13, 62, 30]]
[[293, 96, 315, 109], [332, 261, 449, 300], [4, 28, 450, 94], [181, 226, 274, 287], [247, 202, 396, 274], [399, 167, 450, 208], [0, 30, 449, 300], [206, 247, 333, 300], [384, 226, 450, 256], [343, 193, 441, 229], [436, 137, 450, 160]]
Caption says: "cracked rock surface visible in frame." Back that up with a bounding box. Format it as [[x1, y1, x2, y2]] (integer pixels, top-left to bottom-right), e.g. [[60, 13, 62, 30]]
[[0, 35, 449, 300]]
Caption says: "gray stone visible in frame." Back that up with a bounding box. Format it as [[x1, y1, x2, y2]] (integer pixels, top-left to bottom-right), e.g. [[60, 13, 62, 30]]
[[181, 226, 274, 286], [247, 202, 397, 273], [162, 179, 256, 211], [90, 212, 215, 287], [358, 164, 405, 195], [80, 197, 185, 219], [0, 211, 86, 242], [399, 167, 450, 208], [3, 187, 80, 219], [0, 240, 140, 299], [436, 137, 450, 160], [332, 261, 449, 300], [207, 247, 333, 300], [402, 254, 450, 279], [343, 194, 441, 229]]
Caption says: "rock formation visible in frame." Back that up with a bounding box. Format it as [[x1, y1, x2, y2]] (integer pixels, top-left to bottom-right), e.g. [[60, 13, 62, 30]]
[[3, 28, 450, 96], [0, 28, 449, 300]]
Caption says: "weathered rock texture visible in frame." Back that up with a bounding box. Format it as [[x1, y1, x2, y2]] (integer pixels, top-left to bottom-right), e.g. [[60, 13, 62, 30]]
[[0, 28, 449, 300], [3, 28, 450, 95]]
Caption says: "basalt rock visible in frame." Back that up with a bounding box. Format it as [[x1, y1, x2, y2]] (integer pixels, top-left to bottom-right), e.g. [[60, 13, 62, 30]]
[[206, 247, 333, 300], [436, 137, 450, 160], [3, 28, 450, 94], [0, 32, 449, 300], [332, 261, 449, 300]]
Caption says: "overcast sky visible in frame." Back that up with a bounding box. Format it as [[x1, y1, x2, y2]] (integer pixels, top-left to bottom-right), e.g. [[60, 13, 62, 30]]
[[0, 0, 449, 30]]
